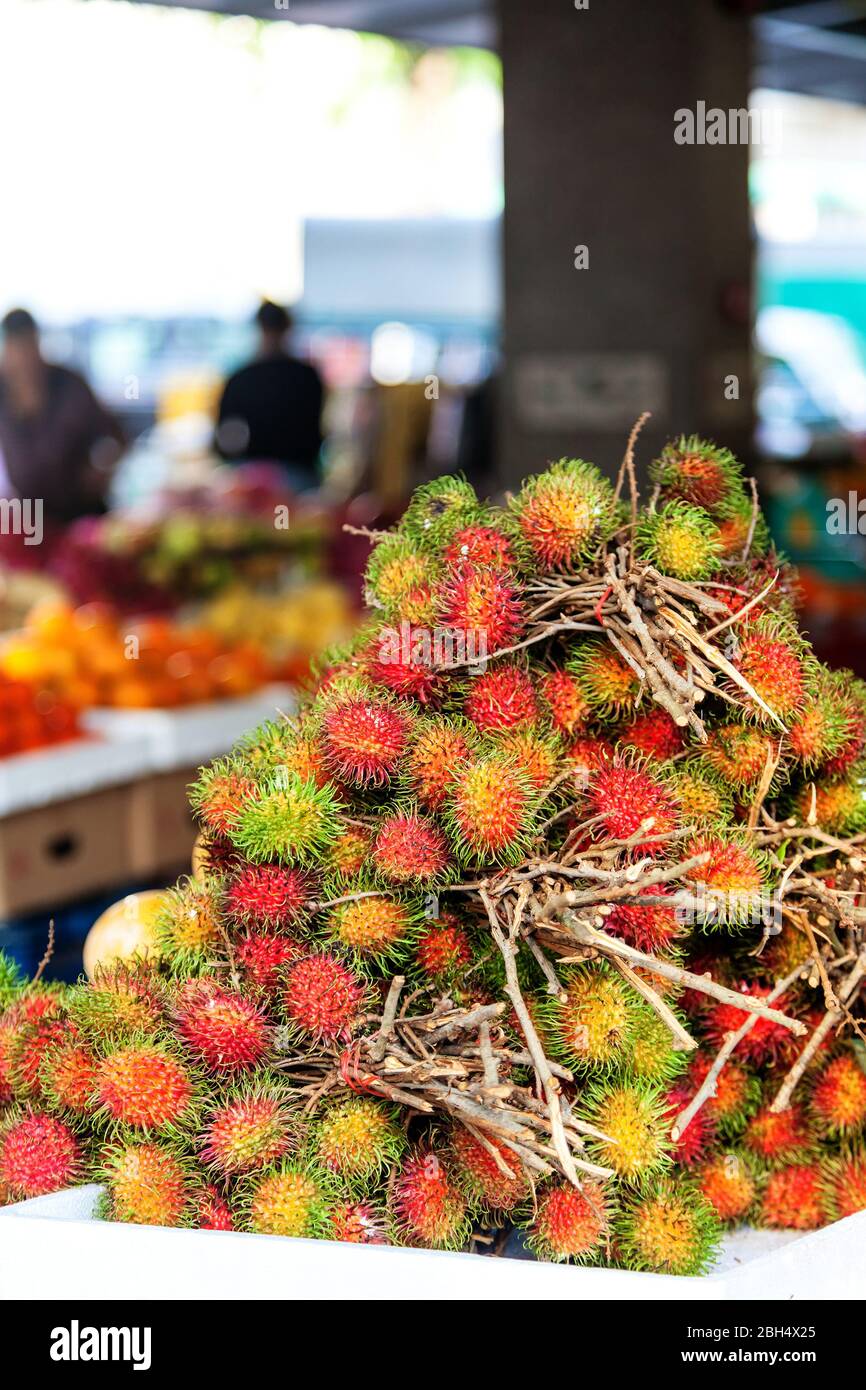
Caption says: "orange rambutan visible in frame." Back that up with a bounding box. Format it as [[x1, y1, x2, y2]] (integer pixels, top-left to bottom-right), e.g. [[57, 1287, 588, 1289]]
[[391, 1148, 471, 1250], [0, 1111, 80, 1198], [569, 641, 640, 719], [327, 896, 418, 965], [794, 778, 866, 837], [822, 1149, 866, 1221], [687, 1052, 760, 1136], [464, 664, 538, 733], [701, 723, 778, 789], [760, 1163, 825, 1231], [283, 953, 364, 1042], [731, 621, 809, 723], [371, 813, 450, 885], [322, 693, 411, 787], [101, 1141, 190, 1227], [744, 1102, 814, 1166], [10, 1015, 69, 1101], [511, 458, 617, 571], [96, 1043, 194, 1131], [446, 754, 536, 865], [810, 1054, 866, 1137], [41, 1040, 98, 1115], [540, 667, 591, 737], [314, 1097, 404, 1185], [684, 835, 767, 925], [817, 674, 866, 779], [697, 1151, 758, 1224], [405, 716, 474, 810], [528, 1180, 609, 1262], [493, 726, 561, 790], [651, 435, 743, 512], [202, 1089, 293, 1174], [173, 981, 270, 1074], [450, 1126, 530, 1211], [190, 760, 257, 837], [326, 827, 372, 880]]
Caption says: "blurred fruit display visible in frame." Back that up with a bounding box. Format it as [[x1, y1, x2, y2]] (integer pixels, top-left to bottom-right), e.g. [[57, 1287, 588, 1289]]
[[0, 670, 80, 756]]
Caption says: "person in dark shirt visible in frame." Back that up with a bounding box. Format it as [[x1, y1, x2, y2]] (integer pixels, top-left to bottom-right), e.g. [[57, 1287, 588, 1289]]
[[215, 301, 324, 491], [0, 308, 124, 524]]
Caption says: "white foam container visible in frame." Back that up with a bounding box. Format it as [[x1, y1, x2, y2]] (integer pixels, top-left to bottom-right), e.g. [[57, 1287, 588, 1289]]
[[0, 737, 154, 818], [1, 1185, 863, 1301], [81, 685, 297, 772]]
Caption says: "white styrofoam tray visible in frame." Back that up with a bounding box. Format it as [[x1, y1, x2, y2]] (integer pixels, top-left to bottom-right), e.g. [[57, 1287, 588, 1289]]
[[0, 736, 154, 819], [1, 1185, 863, 1301], [81, 684, 297, 772]]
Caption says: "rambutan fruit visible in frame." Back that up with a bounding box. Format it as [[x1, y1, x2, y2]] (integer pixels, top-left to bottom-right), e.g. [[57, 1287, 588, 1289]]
[[173, 980, 270, 1074], [155, 879, 223, 972], [326, 827, 372, 881], [822, 673, 866, 779], [617, 1179, 720, 1276], [822, 1149, 866, 1221], [241, 720, 330, 789], [687, 1053, 760, 1136], [651, 435, 743, 513], [700, 723, 780, 790], [463, 664, 538, 733], [331, 1199, 388, 1244], [703, 987, 797, 1066], [628, 1009, 687, 1085], [540, 667, 591, 737], [366, 628, 446, 707], [744, 1102, 814, 1166], [40, 1040, 98, 1115], [101, 1141, 190, 1227], [697, 1151, 758, 1225], [390, 1147, 472, 1250], [510, 458, 617, 572], [730, 618, 810, 723], [604, 889, 682, 954], [788, 669, 849, 769], [663, 1083, 717, 1168], [587, 756, 679, 853], [684, 834, 768, 927], [371, 812, 450, 886], [223, 863, 312, 930], [67, 962, 164, 1042], [759, 1162, 825, 1231], [321, 692, 411, 788], [0, 1111, 80, 1197], [527, 1180, 609, 1262], [810, 1054, 866, 1138], [405, 715, 475, 810], [713, 495, 770, 560], [365, 535, 437, 615], [314, 1097, 404, 1185], [327, 894, 420, 968], [543, 963, 635, 1074], [760, 922, 812, 980], [581, 1079, 671, 1182], [491, 726, 562, 791], [794, 777, 866, 836], [228, 772, 342, 865], [195, 1185, 235, 1231], [9, 1015, 69, 1102], [443, 522, 519, 572], [234, 931, 304, 995], [569, 640, 640, 719], [445, 753, 536, 866], [621, 707, 685, 762], [450, 1126, 530, 1212], [0, 951, 24, 1010], [245, 1161, 334, 1239], [437, 564, 525, 656], [95, 1042, 194, 1131], [398, 475, 482, 552], [201, 1087, 294, 1174], [636, 501, 722, 582], [669, 762, 733, 827], [283, 952, 365, 1043], [567, 733, 614, 782], [189, 759, 257, 837], [414, 915, 474, 986]]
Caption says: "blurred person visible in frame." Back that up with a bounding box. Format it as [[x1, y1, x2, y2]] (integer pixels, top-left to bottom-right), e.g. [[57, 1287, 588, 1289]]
[[0, 308, 124, 527], [215, 300, 324, 491]]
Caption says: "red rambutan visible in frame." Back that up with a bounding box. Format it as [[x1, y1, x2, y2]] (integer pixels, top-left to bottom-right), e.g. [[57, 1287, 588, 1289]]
[[604, 889, 681, 954], [528, 1179, 609, 1262], [224, 863, 312, 930], [540, 667, 591, 737], [687, 1053, 760, 1135], [663, 1084, 716, 1168], [195, 1185, 235, 1231], [437, 564, 524, 654], [331, 1199, 388, 1244], [731, 623, 808, 723], [760, 1163, 825, 1231], [322, 694, 410, 787], [621, 707, 685, 761], [372, 813, 450, 885], [0, 1111, 80, 1197], [464, 664, 538, 733], [823, 1150, 866, 1221], [704, 988, 796, 1066], [442, 524, 517, 571], [391, 1148, 471, 1250], [414, 915, 474, 983], [283, 953, 364, 1042], [235, 931, 304, 994], [588, 758, 679, 853], [173, 981, 270, 1074], [744, 1102, 814, 1166]]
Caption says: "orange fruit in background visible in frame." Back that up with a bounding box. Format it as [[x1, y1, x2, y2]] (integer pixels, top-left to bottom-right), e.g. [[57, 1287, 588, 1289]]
[[111, 677, 156, 709], [83, 889, 170, 977]]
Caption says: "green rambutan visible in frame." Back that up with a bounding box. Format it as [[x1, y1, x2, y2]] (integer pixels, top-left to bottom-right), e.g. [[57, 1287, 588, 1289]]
[[651, 435, 743, 513], [405, 715, 475, 810], [0, 1110, 80, 1198], [155, 879, 223, 972], [100, 1140, 190, 1227], [810, 1054, 866, 1138], [628, 1008, 687, 1085], [669, 761, 733, 827], [201, 1087, 294, 1174], [390, 1147, 472, 1250], [282, 952, 365, 1043], [617, 1179, 720, 1275], [700, 723, 780, 790], [371, 812, 450, 886], [697, 1151, 758, 1225], [223, 863, 312, 930], [67, 963, 164, 1042], [510, 458, 617, 572], [450, 1125, 530, 1212], [636, 501, 722, 582], [445, 753, 537, 866], [327, 894, 420, 967], [581, 1079, 671, 1182], [543, 963, 635, 1073], [463, 664, 538, 733], [0, 951, 24, 1011], [365, 535, 437, 615], [245, 1161, 334, 1239], [587, 756, 679, 853], [173, 980, 270, 1074], [822, 1149, 866, 1221], [527, 1180, 609, 1262], [568, 640, 640, 719], [321, 692, 412, 788], [398, 475, 482, 552], [437, 564, 525, 654], [314, 1097, 404, 1185], [759, 1162, 825, 1231], [744, 1103, 814, 1166], [540, 667, 591, 737], [95, 1042, 194, 1131], [228, 772, 342, 865]]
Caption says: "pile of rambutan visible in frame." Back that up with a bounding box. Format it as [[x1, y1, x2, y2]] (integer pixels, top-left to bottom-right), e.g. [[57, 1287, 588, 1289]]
[[4, 435, 866, 1278]]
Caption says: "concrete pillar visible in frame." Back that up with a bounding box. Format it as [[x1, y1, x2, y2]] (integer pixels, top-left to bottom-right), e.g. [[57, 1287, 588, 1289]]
[[498, 0, 754, 486]]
